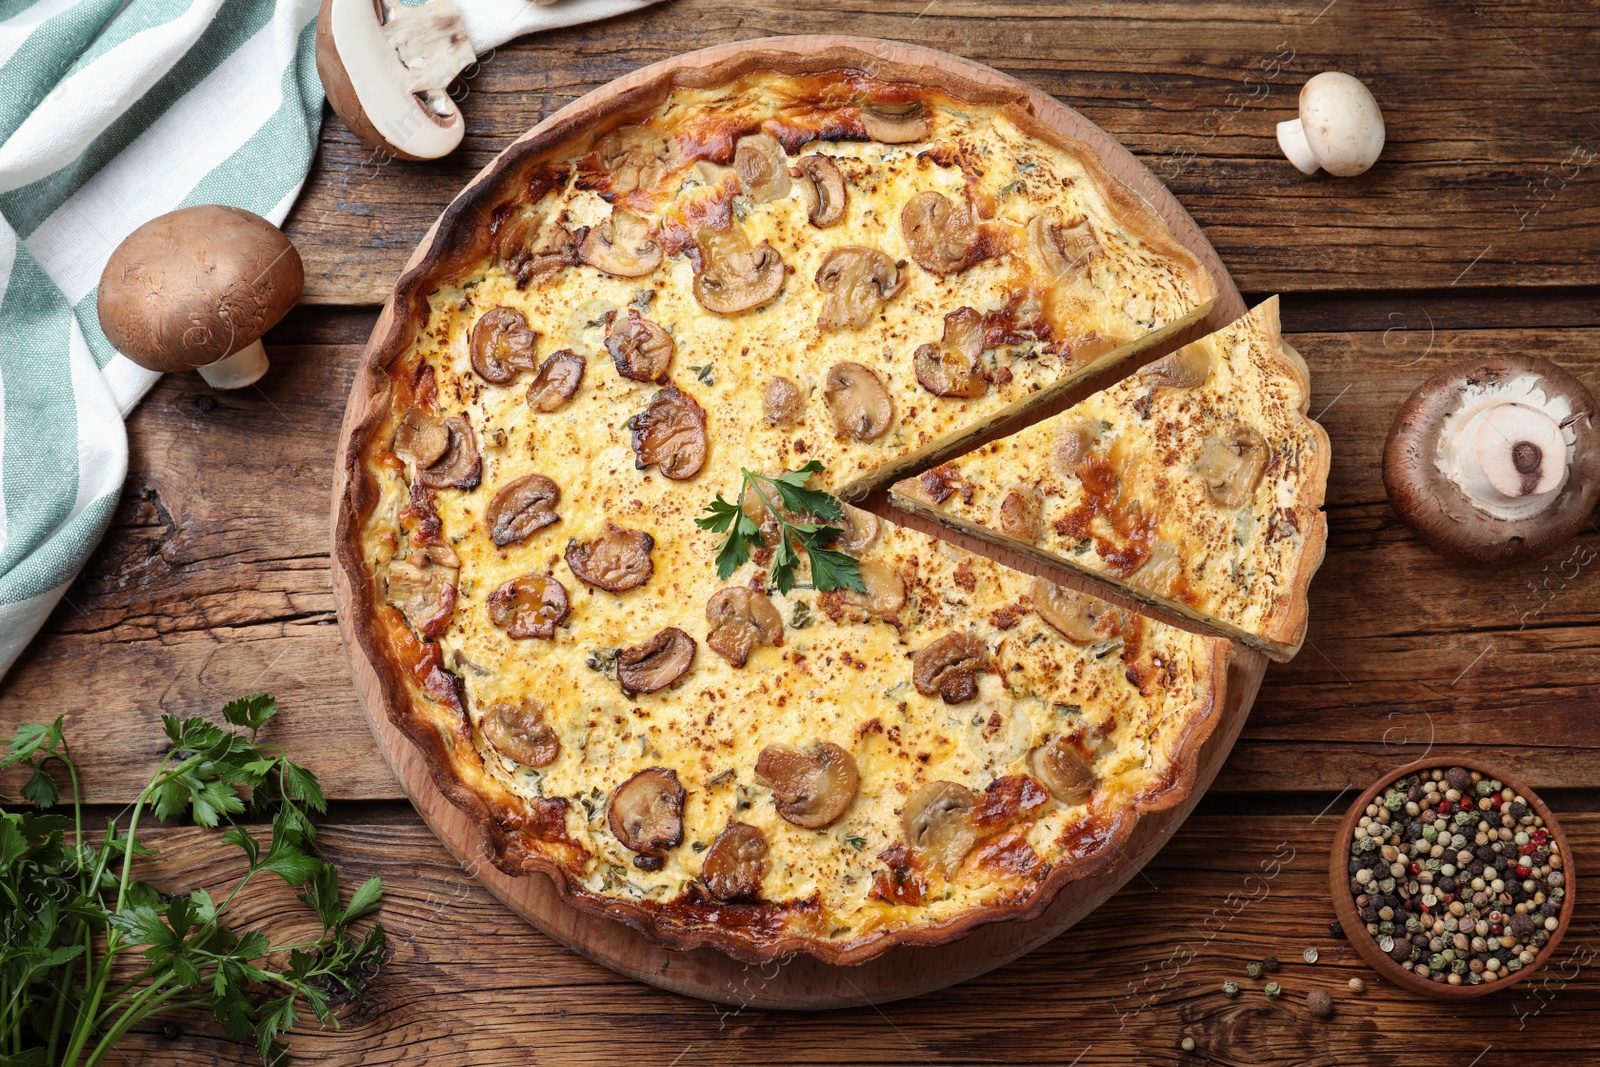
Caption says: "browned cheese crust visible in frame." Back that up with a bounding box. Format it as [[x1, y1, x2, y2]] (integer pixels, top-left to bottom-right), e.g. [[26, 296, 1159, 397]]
[[337, 53, 1233, 964]]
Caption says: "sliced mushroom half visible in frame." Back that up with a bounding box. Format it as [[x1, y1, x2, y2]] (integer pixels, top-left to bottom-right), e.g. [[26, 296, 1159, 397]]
[[579, 209, 663, 278], [835, 504, 881, 557], [815, 246, 905, 330], [565, 525, 654, 592], [733, 133, 791, 203], [526, 349, 586, 413], [914, 305, 989, 399], [383, 545, 459, 639], [487, 573, 570, 640], [902, 780, 980, 877], [393, 407, 449, 468], [608, 767, 684, 867], [1029, 737, 1097, 805], [793, 155, 846, 227], [1145, 344, 1211, 390], [627, 385, 708, 480], [701, 822, 769, 901], [859, 99, 930, 143], [1196, 425, 1270, 507], [617, 627, 696, 694], [998, 487, 1043, 544], [823, 362, 893, 441], [755, 742, 860, 829], [843, 559, 906, 617], [705, 587, 784, 667], [469, 306, 540, 385], [495, 211, 575, 288], [485, 473, 560, 546], [763, 376, 803, 427], [1052, 420, 1100, 475], [692, 226, 786, 314], [1031, 578, 1120, 645], [595, 125, 678, 197], [415, 416, 481, 490], [901, 191, 981, 275], [912, 632, 988, 704], [1028, 212, 1099, 280], [605, 309, 674, 382], [481, 699, 560, 767]]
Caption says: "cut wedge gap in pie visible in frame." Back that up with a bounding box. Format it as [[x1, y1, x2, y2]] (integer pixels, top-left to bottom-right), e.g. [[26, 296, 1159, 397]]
[[891, 296, 1330, 662]]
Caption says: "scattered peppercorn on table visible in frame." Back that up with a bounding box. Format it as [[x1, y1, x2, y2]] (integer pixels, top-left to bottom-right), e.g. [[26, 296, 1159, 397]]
[[5, 2, 1600, 1063]]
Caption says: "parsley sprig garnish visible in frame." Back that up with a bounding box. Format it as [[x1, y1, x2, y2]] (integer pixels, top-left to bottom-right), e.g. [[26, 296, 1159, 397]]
[[1, 695, 386, 1066], [696, 461, 867, 595]]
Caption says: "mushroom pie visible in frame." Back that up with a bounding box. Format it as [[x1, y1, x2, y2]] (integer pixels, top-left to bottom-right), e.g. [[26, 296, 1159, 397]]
[[340, 54, 1316, 964]]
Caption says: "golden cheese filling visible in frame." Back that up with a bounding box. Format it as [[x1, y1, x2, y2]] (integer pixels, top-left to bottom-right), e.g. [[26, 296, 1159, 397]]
[[354, 70, 1235, 960]]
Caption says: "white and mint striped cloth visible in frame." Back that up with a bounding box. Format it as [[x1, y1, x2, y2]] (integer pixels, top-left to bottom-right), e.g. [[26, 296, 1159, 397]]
[[0, 0, 659, 678]]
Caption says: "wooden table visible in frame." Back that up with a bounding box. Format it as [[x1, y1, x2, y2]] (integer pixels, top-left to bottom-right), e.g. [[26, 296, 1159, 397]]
[[5, 2, 1599, 1062]]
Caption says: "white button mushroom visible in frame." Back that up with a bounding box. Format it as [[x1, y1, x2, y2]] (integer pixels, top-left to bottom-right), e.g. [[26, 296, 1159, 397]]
[[1276, 71, 1386, 176], [315, 0, 479, 161], [96, 205, 303, 389], [1383, 355, 1600, 563]]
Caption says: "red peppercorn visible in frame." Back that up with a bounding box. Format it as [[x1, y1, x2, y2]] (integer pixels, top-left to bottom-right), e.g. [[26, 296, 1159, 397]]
[[1410, 861, 1421, 874], [1491, 924, 1503, 935], [1522, 843, 1537, 855], [1491, 795, 1502, 808], [1438, 800, 1451, 814], [1534, 829, 1549, 845]]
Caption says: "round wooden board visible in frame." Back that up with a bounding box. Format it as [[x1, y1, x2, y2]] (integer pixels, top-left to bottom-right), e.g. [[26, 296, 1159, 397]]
[[331, 34, 1262, 1009]]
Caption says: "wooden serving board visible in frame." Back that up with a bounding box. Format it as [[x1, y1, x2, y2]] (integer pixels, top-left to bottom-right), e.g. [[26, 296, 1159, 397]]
[[330, 34, 1260, 1009]]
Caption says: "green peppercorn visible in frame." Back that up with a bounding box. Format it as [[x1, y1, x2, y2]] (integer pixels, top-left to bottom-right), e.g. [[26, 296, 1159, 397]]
[[1246, 961, 1263, 978], [1264, 981, 1282, 999], [1222, 980, 1240, 998]]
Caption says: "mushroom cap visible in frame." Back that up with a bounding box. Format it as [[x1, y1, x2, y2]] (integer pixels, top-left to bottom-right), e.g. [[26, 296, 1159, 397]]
[[1383, 354, 1600, 564], [1296, 71, 1386, 176], [97, 205, 303, 374]]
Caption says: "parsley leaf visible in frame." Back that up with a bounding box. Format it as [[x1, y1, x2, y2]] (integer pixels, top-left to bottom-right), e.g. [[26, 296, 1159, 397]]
[[698, 465, 864, 594]]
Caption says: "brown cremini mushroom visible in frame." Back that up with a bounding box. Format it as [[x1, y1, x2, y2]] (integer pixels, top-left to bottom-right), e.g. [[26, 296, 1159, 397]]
[[617, 627, 696, 694], [605, 309, 674, 382], [1028, 212, 1099, 280], [494, 210, 574, 288], [469, 306, 540, 385], [763, 376, 803, 427], [835, 504, 881, 557], [579, 209, 663, 278], [1053, 421, 1100, 474], [692, 226, 786, 314], [815, 246, 905, 330], [912, 632, 988, 704], [914, 306, 990, 399], [315, 0, 477, 161], [392, 407, 449, 468], [384, 545, 458, 639], [97, 205, 303, 389], [793, 155, 846, 227], [595, 125, 678, 197], [1145, 344, 1211, 390], [487, 573, 570, 640], [1029, 736, 1097, 805], [1383, 354, 1600, 564], [485, 473, 559, 546], [414, 416, 481, 490], [1031, 578, 1120, 644], [823, 362, 893, 441], [701, 822, 769, 901], [998, 487, 1043, 543], [1195, 425, 1270, 507], [705, 587, 784, 667], [755, 742, 860, 829], [902, 780, 979, 876], [1133, 540, 1181, 593], [565, 525, 654, 592], [525, 349, 585, 413], [608, 767, 684, 868], [481, 699, 560, 767], [733, 133, 791, 203], [627, 385, 708, 480], [842, 559, 906, 617], [900, 191, 981, 275], [858, 99, 930, 143]]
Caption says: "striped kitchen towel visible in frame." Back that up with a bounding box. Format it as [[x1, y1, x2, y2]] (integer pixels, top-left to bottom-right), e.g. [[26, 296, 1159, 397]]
[[0, 0, 661, 679]]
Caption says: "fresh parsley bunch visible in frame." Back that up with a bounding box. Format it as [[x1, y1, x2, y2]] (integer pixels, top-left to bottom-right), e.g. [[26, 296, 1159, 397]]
[[0, 695, 385, 1067], [696, 461, 867, 595]]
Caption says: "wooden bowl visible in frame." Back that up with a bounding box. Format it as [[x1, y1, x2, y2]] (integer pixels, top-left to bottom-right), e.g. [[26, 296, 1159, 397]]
[[1328, 756, 1575, 1000]]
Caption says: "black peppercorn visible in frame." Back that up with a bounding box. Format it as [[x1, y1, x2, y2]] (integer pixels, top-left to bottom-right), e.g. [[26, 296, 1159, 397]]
[[1329, 920, 1345, 939], [1263, 956, 1280, 973]]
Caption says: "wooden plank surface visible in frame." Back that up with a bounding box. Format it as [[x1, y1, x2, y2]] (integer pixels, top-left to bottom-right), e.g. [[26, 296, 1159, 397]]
[[104, 808, 1600, 1065], [5, 1, 1600, 1061], [286, 0, 1600, 304]]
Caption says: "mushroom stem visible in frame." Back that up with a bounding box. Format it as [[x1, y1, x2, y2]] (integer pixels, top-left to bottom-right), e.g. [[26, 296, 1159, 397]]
[[197, 340, 270, 389], [1275, 118, 1320, 175]]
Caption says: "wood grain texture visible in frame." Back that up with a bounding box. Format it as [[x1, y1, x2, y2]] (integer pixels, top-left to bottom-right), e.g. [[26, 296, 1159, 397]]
[[102, 807, 1600, 1065], [8, 323, 1600, 803], [285, 0, 1600, 305]]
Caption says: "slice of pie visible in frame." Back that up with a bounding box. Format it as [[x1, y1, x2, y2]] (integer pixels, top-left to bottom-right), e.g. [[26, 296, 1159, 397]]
[[891, 296, 1329, 661]]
